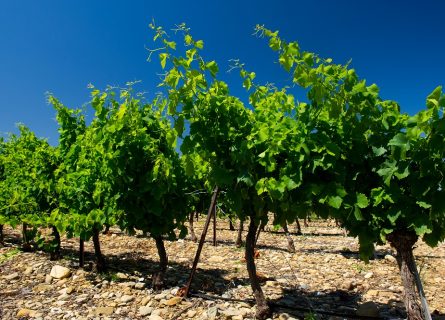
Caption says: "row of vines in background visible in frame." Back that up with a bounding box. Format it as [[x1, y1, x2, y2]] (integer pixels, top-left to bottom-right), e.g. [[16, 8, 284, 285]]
[[1, 87, 203, 289], [1, 23, 445, 320]]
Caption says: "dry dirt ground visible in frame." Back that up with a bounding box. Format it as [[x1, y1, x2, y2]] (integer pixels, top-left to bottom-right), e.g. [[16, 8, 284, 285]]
[[0, 219, 444, 320]]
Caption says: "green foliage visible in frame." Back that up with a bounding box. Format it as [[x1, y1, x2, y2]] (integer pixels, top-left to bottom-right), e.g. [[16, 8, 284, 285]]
[[97, 88, 188, 238], [50, 95, 116, 239], [153, 23, 445, 262], [0, 23, 443, 277], [255, 25, 445, 256], [0, 125, 58, 229], [50, 86, 189, 240]]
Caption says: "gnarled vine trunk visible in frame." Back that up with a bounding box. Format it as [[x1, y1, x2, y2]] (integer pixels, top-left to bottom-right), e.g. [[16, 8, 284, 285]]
[[189, 212, 198, 242], [303, 217, 309, 228], [92, 228, 106, 272], [387, 231, 424, 320], [79, 238, 85, 268], [246, 216, 271, 319], [102, 224, 110, 235], [235, 220, 243, 247], [229, 219, 235, 231], [22, 223, 32, 251], [254, 220, 266, 246], [0, 224, 4, 245], [153, 235, 168, 290], [50, 226, 61, 260], [295, 219, 302, 235], [283, 223, 295, 253]]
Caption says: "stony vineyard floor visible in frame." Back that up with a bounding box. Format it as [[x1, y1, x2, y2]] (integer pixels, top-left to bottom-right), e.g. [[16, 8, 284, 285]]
[[0, 219, 444, 320]]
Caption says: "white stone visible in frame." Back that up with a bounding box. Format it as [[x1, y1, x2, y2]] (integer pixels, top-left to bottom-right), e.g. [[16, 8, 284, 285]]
[[207, 306, 218, 319], [3, 272, 19, 280], [49, 265, 71, 279], [187, 310, 197, 318], [152, 309, 163, 316], [135, 282, 146, 289], [139, 306, 153, 316], [154, 293, 166, 300], [116, 272, 128, 279], [120, 294, 134, 303], [384, 254, 397, 263]]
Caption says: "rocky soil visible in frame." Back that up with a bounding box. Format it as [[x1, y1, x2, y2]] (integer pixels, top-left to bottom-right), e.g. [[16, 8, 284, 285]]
[[1, 219, 444, 320]]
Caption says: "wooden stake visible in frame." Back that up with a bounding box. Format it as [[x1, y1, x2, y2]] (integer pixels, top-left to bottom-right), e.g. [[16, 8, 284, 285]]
[[183, 186, 219, 297]]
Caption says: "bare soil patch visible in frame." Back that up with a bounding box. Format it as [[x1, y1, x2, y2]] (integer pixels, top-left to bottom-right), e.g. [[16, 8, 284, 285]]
[[1, 219, 444, 319]]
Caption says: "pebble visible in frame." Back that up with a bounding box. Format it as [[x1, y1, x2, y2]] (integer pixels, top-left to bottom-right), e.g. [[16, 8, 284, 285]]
[[76, 295, 89, 303], [279, 266, 291, 272], [384, 254, 397, 263], [187, 310, 197, 318], [164, 296, 182, 306], [32, 284, 52, 292], [364, 272, 374, 279], [120, 294, 134, 303], [95, 306, 115, 315], [299, 283, 309, 290], [141, 296, 151, 306], [119, 281, 136, 288], [3, 272, 19, 280], [135, 282, 146, 289], [265, 280, 278, 287], [45, 274, 53, 284], [17, 308, 37, 317], [75, 269, 85, 277], [365, 289, 379, 297], [24, 267, 33, 275], [50, 265, 71, 279], [207, 306, 218, 319], [154, 292, 167, 300], [341, 281, 355, 290], [170, 287, 179, 295], [221, 307, 242, 317], [152, 309, 163, 315], [116, 272, 128, 279], [58, 293, 69, 301], [139, 305, 153, 316]]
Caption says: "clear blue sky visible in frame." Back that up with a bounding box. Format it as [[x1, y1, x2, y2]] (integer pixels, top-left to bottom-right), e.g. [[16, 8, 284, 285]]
[[1, 1, 444, 144]]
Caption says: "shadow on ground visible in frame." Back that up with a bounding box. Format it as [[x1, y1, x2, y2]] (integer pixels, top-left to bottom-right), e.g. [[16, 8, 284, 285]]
[[267, 286, 409, 319], [58, 246, 242, 296], [2, 227, 444, 319]]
